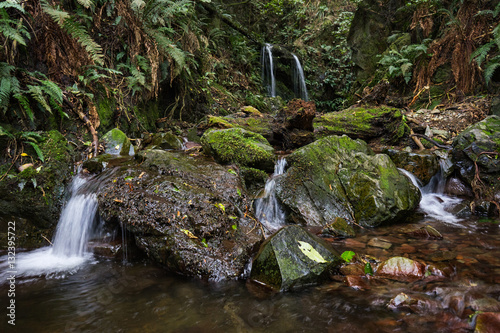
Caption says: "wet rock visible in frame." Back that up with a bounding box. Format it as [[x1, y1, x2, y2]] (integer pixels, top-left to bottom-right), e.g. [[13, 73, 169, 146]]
[[384, 149, 440, 184], [142, 132, 183, 150], [272, 99, 316, 149], [344, 275, 370, 290], [377, 256, 425, 281], [467, 297, 500, 313], [250, 225, 342, 291], [474, 312, 500, 333], [399, 224, 443, 240], [276, 135, 420, 228], [201, 128, 275, 172], [388, 292, 438, 313], [367, 237, 392, 249], [452, 116, 500, 204], [321, 217, 356, 238], [314, 106, 408, 144], [82, 158, 104, 174], [445, 176, 474, 198], [197, 114, 274, 143], [97, 150, 263, 281], [102, 128, 133, 156]]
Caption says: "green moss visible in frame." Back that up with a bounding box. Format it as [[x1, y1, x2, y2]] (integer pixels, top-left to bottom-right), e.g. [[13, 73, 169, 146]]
[[207, 115, 234, 129], [97, 97, 116, 132], [201, 128, 275, 172]]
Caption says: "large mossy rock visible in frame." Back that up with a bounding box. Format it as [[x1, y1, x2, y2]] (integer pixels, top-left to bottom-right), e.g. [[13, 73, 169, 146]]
[[102, 128, 132, 155], [97, 149, 263, 281], [250, 225, 342, 291], [0, 130, 74, 248], [198, 114, 274, 142], [276, 135, 420, 228], [452, 115, 500, 203], [314, 106, 408, 144], [201, 128, 275, 172]]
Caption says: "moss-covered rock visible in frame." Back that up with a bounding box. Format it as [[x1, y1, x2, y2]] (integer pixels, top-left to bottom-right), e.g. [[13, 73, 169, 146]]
[[201, 128, 275, 172], [452, 115, 500, 209], [314, 106, 408, 144], [97, 149, 263, 281], [102, 128, 133, 156], [384, 148, 441, 184], [276, 135, 420, 228], [250, 225, 342, 291], [198, 114, 275, 142], [143, 132, 183, 150]]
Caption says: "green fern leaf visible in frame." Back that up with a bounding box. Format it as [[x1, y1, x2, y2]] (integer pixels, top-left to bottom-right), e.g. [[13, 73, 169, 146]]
[[0, 23, 28, 46], [26, 141, 44, 163], [13, 93, 34, 122], [484, 60, 500, 85], [471, 43, 492, 66], [0, 1, 25, 13], [27, 84, 52, 113], [76, 0, 94, 9], [40, 80, 63, 104]]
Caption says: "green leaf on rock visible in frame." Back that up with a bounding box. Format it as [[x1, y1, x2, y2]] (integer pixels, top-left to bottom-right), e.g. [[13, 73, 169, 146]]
[[364, 262, 374, 275]]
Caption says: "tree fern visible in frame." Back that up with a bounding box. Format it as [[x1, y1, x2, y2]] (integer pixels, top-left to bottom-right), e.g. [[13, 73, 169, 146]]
[[40, 0, 104, 65]]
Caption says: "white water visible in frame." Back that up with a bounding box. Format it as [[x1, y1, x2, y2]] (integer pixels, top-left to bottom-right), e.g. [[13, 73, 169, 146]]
[[399, 168, 462, 225], [261, 43, 276, 97], [255, 158, 287, 236], [291, 53, 309, 101], [0, 175, 98, 280]]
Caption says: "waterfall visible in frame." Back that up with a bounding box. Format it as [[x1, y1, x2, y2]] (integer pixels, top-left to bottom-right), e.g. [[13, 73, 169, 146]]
[[255, 158, 287, 236], [291, 53, 309, 101], [0, 175, 99, 279], [261, 43, 276, 97], [399, 166, 462, 225]]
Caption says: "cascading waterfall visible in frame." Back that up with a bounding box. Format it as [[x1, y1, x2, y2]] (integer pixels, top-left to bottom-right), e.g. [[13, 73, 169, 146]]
[[291, 53, 309, 101], [400, 164, 462, 224], [261, 43, 276, 98], [0, 175, 99, 279], [255, 158, 287, 236]]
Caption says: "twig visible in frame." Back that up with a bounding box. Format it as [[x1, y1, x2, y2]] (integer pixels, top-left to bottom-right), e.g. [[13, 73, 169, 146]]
[[41, 235, 53, 246]]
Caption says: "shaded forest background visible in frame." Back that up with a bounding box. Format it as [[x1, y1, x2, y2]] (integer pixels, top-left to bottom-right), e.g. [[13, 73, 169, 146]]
[[0, 0, 499, 161]]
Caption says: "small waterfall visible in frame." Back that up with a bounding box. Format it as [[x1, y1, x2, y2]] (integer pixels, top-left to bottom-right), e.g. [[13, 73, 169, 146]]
[[0, 175, 99, 279], [255, 158, 287, 236], [399, 166, 462, 224], [261, 43, 276, 98], [291, 53, 309, 101]]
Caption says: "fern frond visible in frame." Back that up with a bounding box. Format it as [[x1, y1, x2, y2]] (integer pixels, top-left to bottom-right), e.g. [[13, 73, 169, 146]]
[[76, 0, 94, 9], [471, 42, 493, 66], [40, 79, 63, 105], [484, 60, 500, 85], [0, 17, 30, 46], [0, 73, 19, 111], [0, 125, 14, 138], [0, 1, 25, 13], [13, 93, 34, 122], [40, 1, 70, 25], [26, 141, 44, 162], [27, 84, 51, 113]]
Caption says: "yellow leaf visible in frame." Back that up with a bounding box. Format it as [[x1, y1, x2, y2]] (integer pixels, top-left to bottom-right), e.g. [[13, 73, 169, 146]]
[[180, 229, 197, 239], [21, 153, 29, 157], [298, 241, 327, 263]]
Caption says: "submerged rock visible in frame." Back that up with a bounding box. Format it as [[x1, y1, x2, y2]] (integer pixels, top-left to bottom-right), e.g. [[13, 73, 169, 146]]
[[474, 312, 500, 333], [276, 135, 420, 228], [201, 128, 275, 172], [377, 256, 426, 281], [97, 149, 263, 281], [250, 225, 342, 291]]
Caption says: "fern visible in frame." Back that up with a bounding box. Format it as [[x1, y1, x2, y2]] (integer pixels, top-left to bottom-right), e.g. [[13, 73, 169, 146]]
[[0, 63, 20, 112], [27, 84, 52, 114], [484, 58, 500, 86], [13, 93, 34, 122], [41, 0, 104, 65], [40, 79, 63, 105]]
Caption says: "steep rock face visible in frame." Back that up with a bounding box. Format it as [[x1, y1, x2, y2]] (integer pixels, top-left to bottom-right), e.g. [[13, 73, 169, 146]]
[[250, 225, 342, 291], [97, 149, 263, 281], [200, 128, 275, 172], [452, 115, 500, 213], [276, 135, 420, 228]]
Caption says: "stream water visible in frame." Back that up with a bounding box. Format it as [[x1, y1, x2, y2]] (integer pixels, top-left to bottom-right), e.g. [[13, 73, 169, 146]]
[[2, 172, 500, 332]]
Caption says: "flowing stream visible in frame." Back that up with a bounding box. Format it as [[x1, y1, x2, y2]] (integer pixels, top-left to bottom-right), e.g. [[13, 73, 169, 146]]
[[0, 175, 98, 280], [254, 158, 287, 236], [261, 43, 276, 98], [291, 53, 309, 101]]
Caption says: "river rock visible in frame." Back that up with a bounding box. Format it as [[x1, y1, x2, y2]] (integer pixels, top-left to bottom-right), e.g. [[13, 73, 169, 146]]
[[276, 135, 420, 228], [452, 116, 500, 206], [384, 149, 440, 184], [102, 128, 133, 155], [250, 225, 342, 291], [377, 256, 426, 281], [314, 106, 408, 144], [201, 128, 275, 172], [97, 149, 263, 281], [474, 312, 500, 333], [272, 99, 316, 149], [142, 131, 183, 150]]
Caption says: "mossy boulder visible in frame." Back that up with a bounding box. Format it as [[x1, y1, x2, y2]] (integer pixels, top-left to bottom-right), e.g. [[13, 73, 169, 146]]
[[97, 149, 263, 281], [0, 130, 74, 248], [102, 128, 132, 156], [452, 115, 500, 205], [143, 132, 183, 150], [276, 135, 420, 228], [314, 106, 408, 144], [198, 115, 274, 142], [250, 225, 342, 291], [201, 128, 275, 172]]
